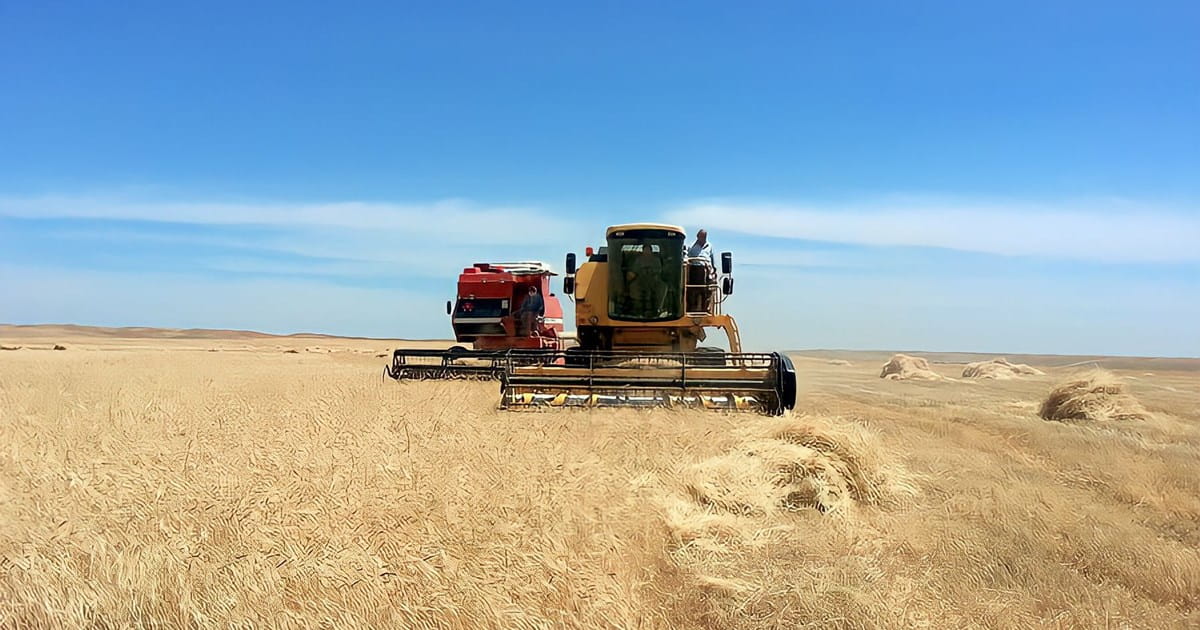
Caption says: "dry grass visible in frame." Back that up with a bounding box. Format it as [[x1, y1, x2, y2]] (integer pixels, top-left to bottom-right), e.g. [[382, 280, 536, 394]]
[[963, 357, 1046, 379], [678, 417, 918, 518], [665, 417, 920, 564], [0, 351, 682, 628], [879, 353, 944, 381], [1040, 370, 1151, 423], [2, 334, 1199, 628]]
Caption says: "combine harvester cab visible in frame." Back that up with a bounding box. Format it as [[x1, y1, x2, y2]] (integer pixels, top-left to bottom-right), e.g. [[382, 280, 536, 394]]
[[500, 223, 798, 415], [384, 262, 566, 380]]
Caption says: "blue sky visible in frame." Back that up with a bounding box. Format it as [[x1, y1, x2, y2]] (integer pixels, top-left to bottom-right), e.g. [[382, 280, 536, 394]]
[[1, 1, 1197, 356]]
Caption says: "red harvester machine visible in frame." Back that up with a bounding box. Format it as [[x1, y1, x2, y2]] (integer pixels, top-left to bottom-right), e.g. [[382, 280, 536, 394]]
[[384, 261, 568, 380]]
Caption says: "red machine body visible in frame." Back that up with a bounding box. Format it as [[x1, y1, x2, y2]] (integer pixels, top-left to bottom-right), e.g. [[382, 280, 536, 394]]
[[450, 262, 565, 350]]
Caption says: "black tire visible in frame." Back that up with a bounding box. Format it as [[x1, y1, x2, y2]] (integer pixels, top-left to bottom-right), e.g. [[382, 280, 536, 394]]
[[774, 352, 797, 414], [444, 345, 468, 365], [693, 346, 727, 366]]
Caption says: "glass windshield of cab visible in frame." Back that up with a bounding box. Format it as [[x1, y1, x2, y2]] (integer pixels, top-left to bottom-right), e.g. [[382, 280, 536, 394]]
[[608, 234, 683, 321]]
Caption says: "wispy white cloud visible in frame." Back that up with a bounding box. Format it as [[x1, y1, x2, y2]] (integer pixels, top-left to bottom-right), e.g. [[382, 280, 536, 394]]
[[11, 193, 1196, 265], [666, 197, 1200, 263], [731, 247, 868, 269], [0, 194, 591, 278], [194, 255, 395, 278], [0, 195, 585, 246], [4, 192, 1199, 354]]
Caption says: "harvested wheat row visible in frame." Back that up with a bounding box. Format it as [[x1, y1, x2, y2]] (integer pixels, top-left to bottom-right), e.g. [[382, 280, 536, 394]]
[[677, 417, 919, 521], [1039, 370, 1150, 422], [662, 416, 922, 608], [762, 418, 920, 508], [962, 358, 1045, 380], [880, 354, 943, 381]]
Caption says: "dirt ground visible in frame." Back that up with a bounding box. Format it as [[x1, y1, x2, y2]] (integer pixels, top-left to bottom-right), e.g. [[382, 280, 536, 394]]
[[2, 325, 1198, 628]]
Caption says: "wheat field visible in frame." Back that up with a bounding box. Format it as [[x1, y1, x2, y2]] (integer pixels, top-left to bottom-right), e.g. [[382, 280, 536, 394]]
[[2, 327, 1199, 628]]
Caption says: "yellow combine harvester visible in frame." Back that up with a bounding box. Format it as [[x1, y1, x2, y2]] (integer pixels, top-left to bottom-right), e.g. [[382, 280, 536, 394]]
[[501, 223, 797, 415]]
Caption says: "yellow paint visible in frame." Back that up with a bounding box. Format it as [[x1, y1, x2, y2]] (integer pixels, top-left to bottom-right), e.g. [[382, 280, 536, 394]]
[[605, 222, 685, 237], [573, 225, 743, 353]]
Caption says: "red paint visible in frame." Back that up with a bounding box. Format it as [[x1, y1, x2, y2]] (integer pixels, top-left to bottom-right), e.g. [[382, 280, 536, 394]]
[[451, 263, 565, 351]]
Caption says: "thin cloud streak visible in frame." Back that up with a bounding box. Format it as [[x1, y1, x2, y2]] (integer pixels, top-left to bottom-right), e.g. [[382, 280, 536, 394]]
[[3, 194, 1198, 354], [0, 195, 585, 246], [0, 195, 592, 280], [667, 199, 1200, 263], [10, 193, 1197, 264]]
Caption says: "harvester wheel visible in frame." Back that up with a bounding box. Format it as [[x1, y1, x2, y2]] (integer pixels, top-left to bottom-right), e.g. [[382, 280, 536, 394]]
[[693, 346, 727, 366], [446, 345, 468, 364]]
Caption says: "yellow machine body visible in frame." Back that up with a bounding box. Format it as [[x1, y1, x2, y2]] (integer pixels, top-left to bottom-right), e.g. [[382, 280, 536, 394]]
[[571, 223, 742, 353], [500, 222, 797, 415]]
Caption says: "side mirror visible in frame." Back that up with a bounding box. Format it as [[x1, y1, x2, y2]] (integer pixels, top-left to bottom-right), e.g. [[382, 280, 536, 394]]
[[446, 300, 453, 315], [563, 276, 575, 294], [722, 277, 734, 295], [565, 253, 577, 275], [721, 252, 733, 275]]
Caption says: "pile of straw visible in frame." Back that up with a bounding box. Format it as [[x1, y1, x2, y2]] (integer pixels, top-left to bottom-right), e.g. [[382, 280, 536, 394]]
[[880, 354, 943, 381], [1039, 371, 1150, 422], [680, 418, 918, 518], [962, 358, 1045, 380]]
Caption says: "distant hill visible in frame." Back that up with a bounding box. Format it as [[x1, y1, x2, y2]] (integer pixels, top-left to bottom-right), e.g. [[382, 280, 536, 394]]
[[0, 323, 413, 342]]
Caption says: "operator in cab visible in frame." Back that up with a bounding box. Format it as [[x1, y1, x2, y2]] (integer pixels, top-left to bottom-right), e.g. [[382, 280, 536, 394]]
[[516, 285, 545, 337], [627, 242, 665, 317]]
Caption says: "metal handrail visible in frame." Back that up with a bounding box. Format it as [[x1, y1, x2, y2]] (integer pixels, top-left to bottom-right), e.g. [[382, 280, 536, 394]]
[[684, 257, 722, 315]]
